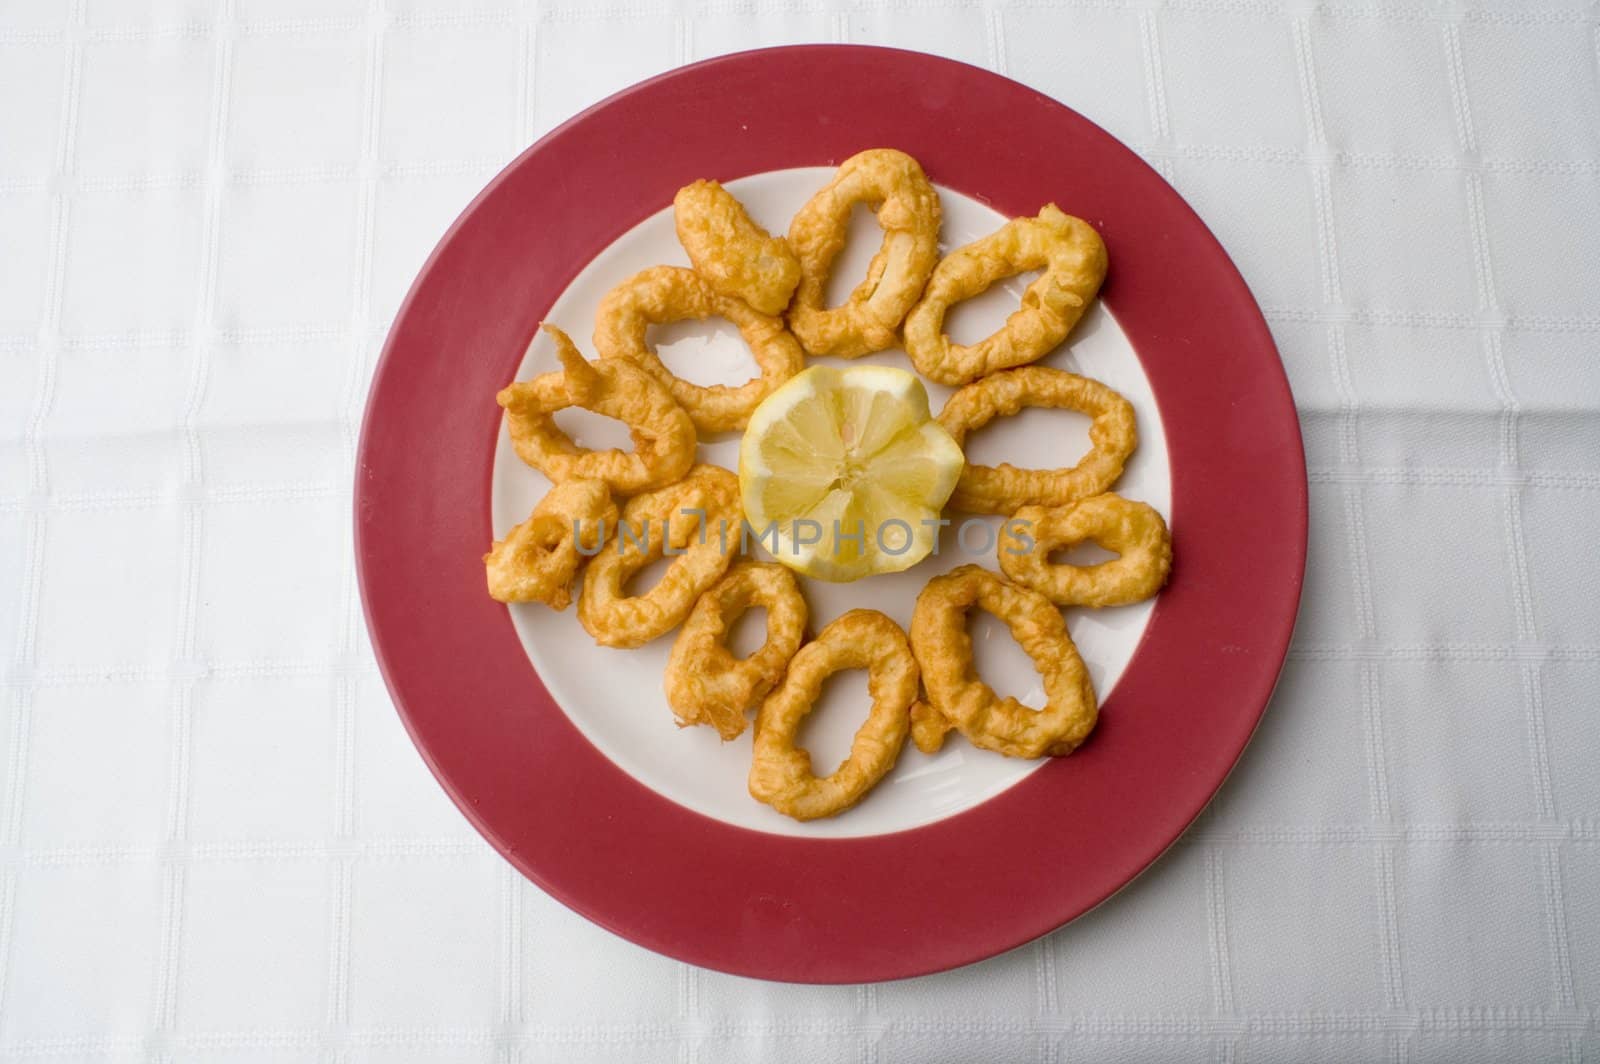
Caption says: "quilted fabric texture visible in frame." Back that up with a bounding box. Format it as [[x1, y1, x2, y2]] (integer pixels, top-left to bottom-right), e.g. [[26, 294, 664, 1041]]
[[1, 1, 1597, 1061]]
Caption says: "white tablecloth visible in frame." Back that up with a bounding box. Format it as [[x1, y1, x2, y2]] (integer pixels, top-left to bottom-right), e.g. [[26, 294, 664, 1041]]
[[3, 1, 1598, 1060]]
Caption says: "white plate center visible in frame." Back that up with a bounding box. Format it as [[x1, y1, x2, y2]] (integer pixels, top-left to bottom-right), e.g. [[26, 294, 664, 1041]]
[[490, 169, 1171, 839]]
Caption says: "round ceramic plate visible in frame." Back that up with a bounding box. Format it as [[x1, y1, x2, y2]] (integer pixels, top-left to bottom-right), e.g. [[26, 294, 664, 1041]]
[[357, 45, 1306, 983]]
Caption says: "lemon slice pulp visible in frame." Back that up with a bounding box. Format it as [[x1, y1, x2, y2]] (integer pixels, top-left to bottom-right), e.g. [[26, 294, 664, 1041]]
[[738, 365, 965, 582]]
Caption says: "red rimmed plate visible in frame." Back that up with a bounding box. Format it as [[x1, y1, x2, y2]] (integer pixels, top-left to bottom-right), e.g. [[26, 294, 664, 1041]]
[[356, 45, 1306, 983]]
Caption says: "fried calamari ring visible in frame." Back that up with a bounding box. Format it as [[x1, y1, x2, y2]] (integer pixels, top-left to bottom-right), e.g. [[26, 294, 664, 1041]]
[[786, 148, 942, 358], [577, 465, 742, 649], [497, 325, 696, 494], [673, 180, 802, 317], [938, 366, 1137, 514], [904, 204, 1108, 386], [593, 266, 805, 434], [909, 565, 1097, 759], [998, 494, 1172, 608], [664, 561, 808, 740], [483, 479, 617, 610], [748, 609, 919, 821]]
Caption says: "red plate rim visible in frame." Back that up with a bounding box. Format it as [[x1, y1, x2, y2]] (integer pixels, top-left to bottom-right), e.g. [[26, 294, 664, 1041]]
[[355, 44, 1307, 984]]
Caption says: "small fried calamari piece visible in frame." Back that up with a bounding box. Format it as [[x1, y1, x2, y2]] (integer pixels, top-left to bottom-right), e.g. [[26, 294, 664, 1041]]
[[748, 609, 919, 821], [998, 494, 1171, 608], [483, 479, 617, 609], [593, 265, 805, 434], [909, 565, 1097, 759], [664, 561, 807, 740], [577, 465, 742, 649], [904, 204, 1108, 386], [786, 148, 942, 359], [673, 180, 802, 316], [496, 324, 696, 494], [938, 366, 1137, 514]]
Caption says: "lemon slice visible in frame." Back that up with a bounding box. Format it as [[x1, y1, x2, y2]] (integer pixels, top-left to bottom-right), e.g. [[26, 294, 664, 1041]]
[[739, 365, 965, 582]]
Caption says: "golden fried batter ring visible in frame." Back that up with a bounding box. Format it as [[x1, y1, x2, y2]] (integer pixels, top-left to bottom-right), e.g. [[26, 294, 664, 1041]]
[[909, 565, 1097, 759], [664, 561, 808, 740], [998, 494, 1172, 608], [748, 609, 919, 821], [593, 265, 805, 434], [673, 180, 802, 317], [904, 204, 1108, 386], [786, 148, 942, 359], [483, 479, 617, 610], [937, 366, 1137, 514], [497, 325, 696, 495], [577, 465, 742, 649]]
